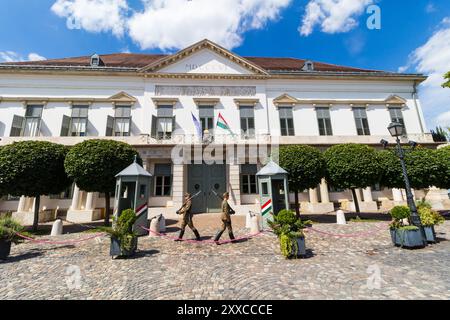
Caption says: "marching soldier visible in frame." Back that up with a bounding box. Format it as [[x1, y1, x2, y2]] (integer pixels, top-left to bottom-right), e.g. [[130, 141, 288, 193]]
[[213, 192, 236, 244], [176, 193, 201, 241]]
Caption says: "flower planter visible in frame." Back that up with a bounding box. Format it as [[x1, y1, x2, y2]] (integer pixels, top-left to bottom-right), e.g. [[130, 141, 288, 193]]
[[423, 226, 437, 243], [0, 240, 12, 260], [295, 237, 306, 257], [390, 229, 426, 248], [110, 237, 137, 258]]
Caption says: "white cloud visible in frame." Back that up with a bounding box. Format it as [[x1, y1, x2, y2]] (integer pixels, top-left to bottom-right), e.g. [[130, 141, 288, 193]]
[[0, 51, 46, 63], [27, 53, 47, 61], [299, 0, 374, 36], [127, 0, 292, 50], [50, 0, 291, 51], [403, 18, 450, 129], [51, 0, 129, 37]]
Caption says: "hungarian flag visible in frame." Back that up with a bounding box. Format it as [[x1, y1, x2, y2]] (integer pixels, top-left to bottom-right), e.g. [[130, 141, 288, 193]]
[[216, 113, 235, 136], [261, 199, 273, 216]]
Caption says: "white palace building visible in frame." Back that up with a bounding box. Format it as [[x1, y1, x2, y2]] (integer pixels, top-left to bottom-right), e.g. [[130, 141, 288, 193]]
[[0, 39, 448, 224]]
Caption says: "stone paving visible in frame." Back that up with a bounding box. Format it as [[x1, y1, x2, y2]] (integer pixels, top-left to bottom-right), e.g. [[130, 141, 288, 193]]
[[1, 214, 449, 300]]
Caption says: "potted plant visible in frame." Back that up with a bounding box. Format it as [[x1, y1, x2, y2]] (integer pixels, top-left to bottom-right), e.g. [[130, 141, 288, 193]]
[[0, 217, 24, 260], [417, 201, 445, 243], [268, 209, 310, 259], [389, 206, 426, 249], [104, 209, 138, 259]]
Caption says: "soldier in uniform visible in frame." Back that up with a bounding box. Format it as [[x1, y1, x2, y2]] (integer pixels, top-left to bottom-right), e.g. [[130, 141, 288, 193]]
[[176, 193, 201, 241], [213, 192, 236, 244]]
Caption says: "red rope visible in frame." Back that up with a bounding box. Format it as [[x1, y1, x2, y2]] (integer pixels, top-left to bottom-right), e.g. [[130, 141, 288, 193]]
[[140, 226, 265, 245], [15, 232, 105, 245]]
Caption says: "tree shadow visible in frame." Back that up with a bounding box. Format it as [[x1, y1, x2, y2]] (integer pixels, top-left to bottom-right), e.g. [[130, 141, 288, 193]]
[[0, 251, 43, 264], [127, 249, 160, 259]]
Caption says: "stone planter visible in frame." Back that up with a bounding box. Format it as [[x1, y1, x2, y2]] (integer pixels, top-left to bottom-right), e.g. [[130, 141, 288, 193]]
[[423, 226, 437, 243], [295, 237, 306, 257], [110, 237, 137, 258], [390, 228, 426, 248], [0, 240, 12, 260]]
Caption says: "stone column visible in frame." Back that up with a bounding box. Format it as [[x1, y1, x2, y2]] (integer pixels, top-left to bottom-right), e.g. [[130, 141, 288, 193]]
[[71, 185, 81, 211], [228, 164, 241, 206], [17, 196, 26, 212], [309, 188, 318, 204], [355, 188, 363, 203], [392, 188, 403, 202], [319, 179, 330, 203], [85, 192, 96, 211], [363, 187, 373, 202], [172, 164, 185, 209]]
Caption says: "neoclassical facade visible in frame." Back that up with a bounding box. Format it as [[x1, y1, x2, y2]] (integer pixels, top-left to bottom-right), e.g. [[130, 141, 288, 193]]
[[0, 39, 447, 223]]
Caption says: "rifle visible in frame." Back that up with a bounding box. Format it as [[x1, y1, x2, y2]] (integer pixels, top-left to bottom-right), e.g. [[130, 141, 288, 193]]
[[177, 190, 202, 214], [211, 189, 235, 215]]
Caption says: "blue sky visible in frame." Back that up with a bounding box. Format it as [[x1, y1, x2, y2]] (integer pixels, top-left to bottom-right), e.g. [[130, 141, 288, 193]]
[[1, 0, 449, 129]]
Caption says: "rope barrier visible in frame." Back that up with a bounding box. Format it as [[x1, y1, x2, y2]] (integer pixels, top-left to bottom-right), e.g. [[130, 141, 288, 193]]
[[140, 225, 266, 245], [15, 232, 106, 245]]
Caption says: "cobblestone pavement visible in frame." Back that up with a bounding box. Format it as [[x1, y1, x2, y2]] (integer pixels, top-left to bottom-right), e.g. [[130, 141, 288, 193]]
[[1, 214, 449, 300]]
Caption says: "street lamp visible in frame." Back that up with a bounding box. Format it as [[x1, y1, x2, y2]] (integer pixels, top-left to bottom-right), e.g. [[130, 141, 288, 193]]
[[382, 122, 425, 236]]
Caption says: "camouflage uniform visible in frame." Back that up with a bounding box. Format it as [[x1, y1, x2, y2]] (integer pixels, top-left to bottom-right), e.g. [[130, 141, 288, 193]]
[[214, 193, 236, 243], [177, 194, 201, 241]]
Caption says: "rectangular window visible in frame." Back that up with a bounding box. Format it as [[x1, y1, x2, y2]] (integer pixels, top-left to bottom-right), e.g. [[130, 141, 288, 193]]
[[154, 164, 172, 196], [261, 182, 269, 196], [353, 107, 371, 136], [156, 106, 174, 139], [199, 106, 215, 133], [240, 164, 258, 194], [23, 105, 43, 137], [279, 107, 295, 136], [70, 105, 89, 137], [389, 107, 407, 135], [316, 107, 333, 136], [114, 105, 132, 136], [240, 106, 255, 139]]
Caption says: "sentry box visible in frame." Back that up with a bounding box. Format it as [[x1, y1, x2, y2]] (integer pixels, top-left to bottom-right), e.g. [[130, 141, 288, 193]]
[[256, 160, 290, 229], [114, 156, 152, 236]]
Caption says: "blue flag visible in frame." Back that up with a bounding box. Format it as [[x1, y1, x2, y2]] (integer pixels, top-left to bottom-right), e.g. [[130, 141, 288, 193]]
[[191, 112, 203, 139]]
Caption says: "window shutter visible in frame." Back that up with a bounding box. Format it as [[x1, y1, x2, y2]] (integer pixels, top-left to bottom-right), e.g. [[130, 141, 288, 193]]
[[10, 115, 24, 137], [151, 115, 157, 138], [171, 116, 176, 133], [106, 116, 114, 136], [127, 116, 132, 136], [60, 115, 71, 137]]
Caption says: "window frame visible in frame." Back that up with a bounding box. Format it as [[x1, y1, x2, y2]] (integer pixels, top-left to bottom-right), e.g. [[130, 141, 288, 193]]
[[316, 107, 333, 136], [153, 164, 173, 197], [70, 105, 89, 137], [353, 107, 371, 136], [23, 104, 44, 137], [113, 105, 132, 137], [278, 106, 295, 136], [239, 106, 255, 139]]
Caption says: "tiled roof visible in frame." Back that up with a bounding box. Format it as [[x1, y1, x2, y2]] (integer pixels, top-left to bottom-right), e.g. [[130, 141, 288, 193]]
[[0, 53, 382, 73]]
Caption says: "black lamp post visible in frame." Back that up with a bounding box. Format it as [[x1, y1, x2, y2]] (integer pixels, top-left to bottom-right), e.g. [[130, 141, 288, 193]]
[[384, 122, 424, 233]]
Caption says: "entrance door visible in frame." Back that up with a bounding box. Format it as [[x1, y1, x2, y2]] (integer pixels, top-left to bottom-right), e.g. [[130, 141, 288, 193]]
[[188, 164, 226, 213]]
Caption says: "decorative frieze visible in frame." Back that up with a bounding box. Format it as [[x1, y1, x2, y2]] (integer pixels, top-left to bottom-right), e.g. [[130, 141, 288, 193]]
[[155, 85, 256, 97]]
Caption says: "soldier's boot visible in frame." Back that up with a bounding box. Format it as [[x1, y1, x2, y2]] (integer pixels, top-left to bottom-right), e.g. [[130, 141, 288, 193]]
[[175, 230, 185, 241], [214, 231, 224, 244], [229, 232, 236, 243], [193, 229, 201, 241]]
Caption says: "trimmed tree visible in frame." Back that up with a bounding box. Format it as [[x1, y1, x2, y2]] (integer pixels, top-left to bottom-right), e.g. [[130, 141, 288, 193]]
[[277, 145, 326, 216], [324, 144, 381, 214], [443, 71, 450, 88], [0, 141, 72, 231], [434, 146, 450, 190], [64, 140, 140, 226], [378, 147, 441, 194]]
